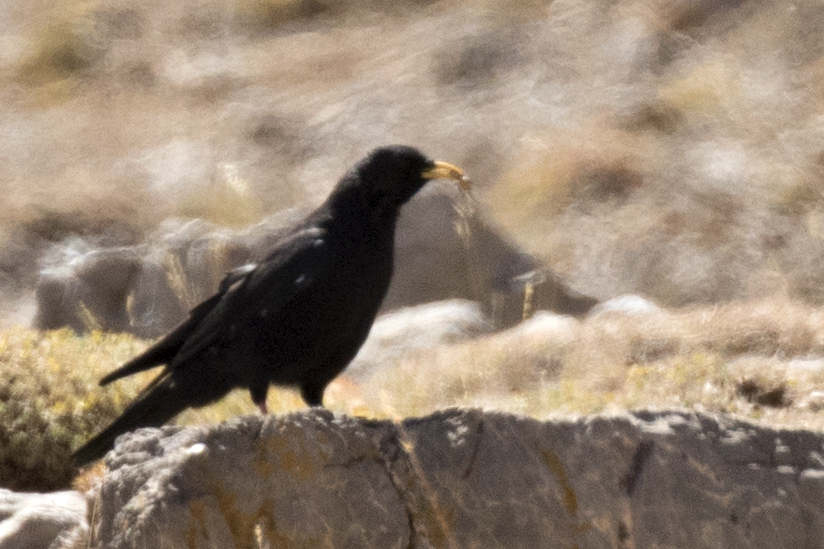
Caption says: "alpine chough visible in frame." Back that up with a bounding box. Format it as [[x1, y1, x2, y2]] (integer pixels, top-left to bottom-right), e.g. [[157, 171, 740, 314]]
[[72, 145, 470, 466]]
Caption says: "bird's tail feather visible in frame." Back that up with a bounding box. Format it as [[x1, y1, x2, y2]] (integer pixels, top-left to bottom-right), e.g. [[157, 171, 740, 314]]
[[72, 379, 186, 467], [98, 353, 164, 386]]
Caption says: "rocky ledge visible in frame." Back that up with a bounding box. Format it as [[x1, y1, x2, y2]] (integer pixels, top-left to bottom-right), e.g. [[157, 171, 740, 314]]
[[78, 408, 824, 549]]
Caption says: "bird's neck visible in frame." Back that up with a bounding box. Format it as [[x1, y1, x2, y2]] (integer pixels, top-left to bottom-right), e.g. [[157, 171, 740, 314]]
[[324, 184, 400, 236]]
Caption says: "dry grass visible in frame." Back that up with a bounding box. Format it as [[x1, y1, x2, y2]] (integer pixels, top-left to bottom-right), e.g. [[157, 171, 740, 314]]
[[334, 298, 824, 431], [170, 298, 824, 433], [173, 165, 265, 228], [3, 296, 824, 490]]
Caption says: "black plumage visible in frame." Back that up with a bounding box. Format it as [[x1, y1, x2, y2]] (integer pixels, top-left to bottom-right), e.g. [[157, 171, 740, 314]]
[[72, 145, 469, 466]]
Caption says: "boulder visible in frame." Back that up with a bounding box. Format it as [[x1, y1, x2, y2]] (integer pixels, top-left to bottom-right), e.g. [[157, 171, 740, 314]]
[[390, 189, 597, 326], [590, 294, 662, 316], [87, 409, 824, 548], [33, 247, 141, 333], [32, 190, 597, 336], [0, 488, 88, 549], [346, 299, 494, 380]]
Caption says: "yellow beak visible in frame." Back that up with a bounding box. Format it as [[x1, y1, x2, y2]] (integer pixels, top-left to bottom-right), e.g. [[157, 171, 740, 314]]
[[422, 161, 472, 191]]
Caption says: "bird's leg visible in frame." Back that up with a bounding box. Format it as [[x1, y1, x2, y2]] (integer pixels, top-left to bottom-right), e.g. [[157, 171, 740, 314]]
[[300, 382, 326, 407], [250, 384, 269, 415]]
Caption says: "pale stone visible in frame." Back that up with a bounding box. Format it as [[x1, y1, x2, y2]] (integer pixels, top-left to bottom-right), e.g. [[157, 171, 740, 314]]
[[85, 409, 824, 549]]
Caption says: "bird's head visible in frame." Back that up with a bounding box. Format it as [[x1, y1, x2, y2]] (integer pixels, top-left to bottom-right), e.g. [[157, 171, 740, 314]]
[[343, 145, 470, 215]]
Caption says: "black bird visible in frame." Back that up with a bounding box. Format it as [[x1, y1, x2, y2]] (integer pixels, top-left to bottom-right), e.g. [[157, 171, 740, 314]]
[[72, 145, 469, 466]]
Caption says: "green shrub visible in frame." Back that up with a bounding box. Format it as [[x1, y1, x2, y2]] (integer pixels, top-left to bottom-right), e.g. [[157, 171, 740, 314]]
[[0, 328, 148, 491]]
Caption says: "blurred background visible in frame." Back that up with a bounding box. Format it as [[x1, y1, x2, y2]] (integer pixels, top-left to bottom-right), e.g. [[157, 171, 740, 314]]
[[4, 0, 824, 323]]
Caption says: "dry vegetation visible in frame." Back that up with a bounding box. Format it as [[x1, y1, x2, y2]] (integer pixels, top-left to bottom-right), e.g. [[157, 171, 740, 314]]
[[348, 299, 824, 428], [4, 0, 824, 313], [3, 0, 824, 489], [0, 327, 149, 490], [5, 297, 824, 490]]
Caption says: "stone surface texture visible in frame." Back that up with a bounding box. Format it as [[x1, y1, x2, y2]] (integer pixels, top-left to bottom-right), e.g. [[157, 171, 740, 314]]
[[0, 488, 88, 549], [84, 409, 824, 549]]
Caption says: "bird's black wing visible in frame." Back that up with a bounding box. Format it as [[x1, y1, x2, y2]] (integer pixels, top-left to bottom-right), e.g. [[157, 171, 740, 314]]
[[98, 264, 258, 385], [99, 228, 328, 384], [74, 227, 330, 465], [170, 226, 330, 366]]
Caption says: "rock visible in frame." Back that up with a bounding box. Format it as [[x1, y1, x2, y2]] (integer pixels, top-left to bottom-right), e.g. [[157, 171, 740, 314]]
[[800, 391, 824, 412], [125, 253, 188, 338], [89, 409, 824, 548], [33, 246, 142, 333], [32, 190, 597, 335], [590, 294, 662, 316], [31, 213, 298, 337], [346, 299, 493, 380], [387, 189, 597, 326], [488, 268, 599, 327], [500, 310, 580, 345], [0, 488, 88, 549], [786, 358, 824, 376]]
